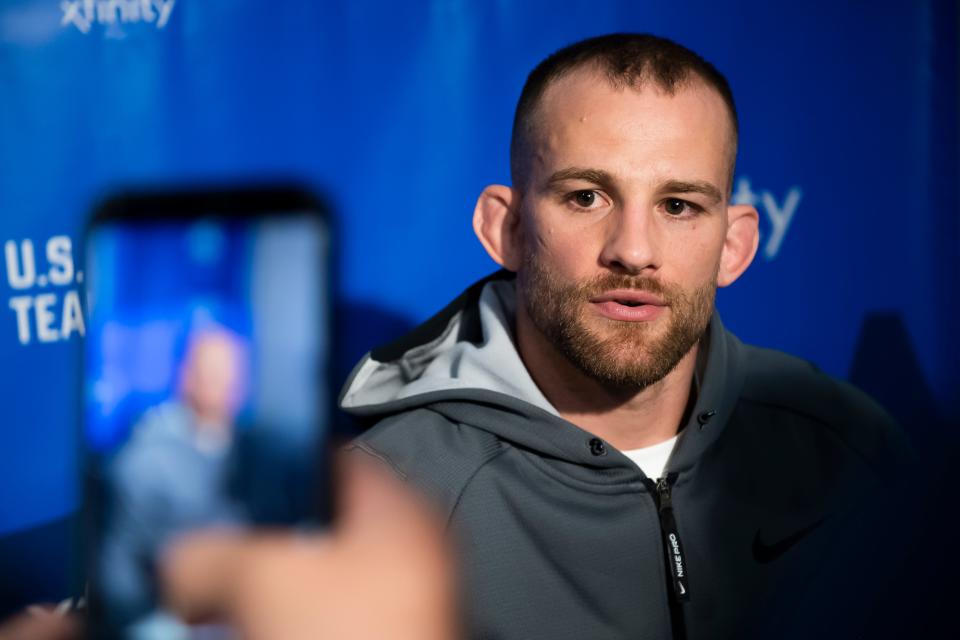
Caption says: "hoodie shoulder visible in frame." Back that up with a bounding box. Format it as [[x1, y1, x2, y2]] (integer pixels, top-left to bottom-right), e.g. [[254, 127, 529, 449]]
[[736, 343, 913, 475], [347, 407, 505, 518]]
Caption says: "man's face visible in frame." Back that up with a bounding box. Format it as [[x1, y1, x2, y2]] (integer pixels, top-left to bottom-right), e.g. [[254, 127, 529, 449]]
[[181, 332, 245, 429], [514, 69, 735, 390]]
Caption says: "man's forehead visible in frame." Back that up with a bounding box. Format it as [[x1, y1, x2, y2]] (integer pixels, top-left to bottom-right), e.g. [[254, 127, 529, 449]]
[[525, 67, 736, 186], [536, 66, 731, 132]]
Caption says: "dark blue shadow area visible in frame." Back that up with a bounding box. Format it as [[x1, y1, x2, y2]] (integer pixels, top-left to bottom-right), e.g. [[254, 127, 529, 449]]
[[848, 312, 957, 446], [0, 515, 75, 618]]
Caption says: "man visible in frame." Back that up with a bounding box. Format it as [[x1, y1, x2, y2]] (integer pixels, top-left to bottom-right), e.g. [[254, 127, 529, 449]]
[[99, 328, 249, 632], [338, 33, 910, 639]]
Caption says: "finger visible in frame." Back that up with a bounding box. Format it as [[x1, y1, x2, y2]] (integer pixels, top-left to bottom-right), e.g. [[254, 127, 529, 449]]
[[335, 450, 444, 543], [0, 613, 78, 640], [333, 452, 459, 630], [159, 529, 250, 623]]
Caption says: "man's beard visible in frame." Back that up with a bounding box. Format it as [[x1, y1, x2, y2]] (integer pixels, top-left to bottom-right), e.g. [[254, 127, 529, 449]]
[[519, 253, 716, 392]]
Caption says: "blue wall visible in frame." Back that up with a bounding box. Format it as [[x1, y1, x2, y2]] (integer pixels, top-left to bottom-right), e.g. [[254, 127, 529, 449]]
[[0, 0, 956, 611]]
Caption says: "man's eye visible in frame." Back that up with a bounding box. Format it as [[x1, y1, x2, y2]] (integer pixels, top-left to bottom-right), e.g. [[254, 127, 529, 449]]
[[664, 198, 691, 216], [571, 190, 599, 208]]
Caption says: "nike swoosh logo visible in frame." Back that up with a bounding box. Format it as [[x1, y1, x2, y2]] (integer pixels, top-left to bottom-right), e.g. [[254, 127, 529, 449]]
[[752, 516, 827, 564]]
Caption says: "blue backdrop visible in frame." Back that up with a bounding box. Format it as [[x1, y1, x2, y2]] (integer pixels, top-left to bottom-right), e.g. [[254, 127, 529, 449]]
[[1, 0, 957, 612]]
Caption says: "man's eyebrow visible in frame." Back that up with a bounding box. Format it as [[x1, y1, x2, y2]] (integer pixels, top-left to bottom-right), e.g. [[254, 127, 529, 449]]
[[659, 180, 724, 205], [546, 167, 614, 187]]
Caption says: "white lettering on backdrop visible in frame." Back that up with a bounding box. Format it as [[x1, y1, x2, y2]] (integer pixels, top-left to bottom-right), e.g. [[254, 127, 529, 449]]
[[5, 236, 85, 345], [732, 177, 802, 261], [60, 0, 175, 34]]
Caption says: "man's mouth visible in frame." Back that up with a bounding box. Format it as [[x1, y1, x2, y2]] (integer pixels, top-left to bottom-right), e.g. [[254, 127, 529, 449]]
[[590, 289, 666, 306], [589, 289, 667, 322]]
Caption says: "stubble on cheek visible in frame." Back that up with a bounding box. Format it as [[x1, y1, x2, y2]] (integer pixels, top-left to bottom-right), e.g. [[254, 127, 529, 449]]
[[518, 248, 716, 391]]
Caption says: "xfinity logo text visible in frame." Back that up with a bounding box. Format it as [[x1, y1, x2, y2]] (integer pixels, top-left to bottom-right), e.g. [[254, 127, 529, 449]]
[[732, 177, 802, 261], [61, 0, 175, 34]]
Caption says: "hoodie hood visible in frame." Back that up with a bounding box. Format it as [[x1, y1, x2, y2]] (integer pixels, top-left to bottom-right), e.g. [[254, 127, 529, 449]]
[[341, 272, 556, 417], [340, 271, 747, 475]]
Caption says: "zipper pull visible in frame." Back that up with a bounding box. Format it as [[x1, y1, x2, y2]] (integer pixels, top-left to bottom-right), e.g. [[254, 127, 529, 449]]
[[656, 476, 672, 512], [654, 473, 690, 602]]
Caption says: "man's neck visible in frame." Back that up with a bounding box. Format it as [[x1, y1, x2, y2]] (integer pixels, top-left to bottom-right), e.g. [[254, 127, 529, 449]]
[[515, 304, 699, 452]]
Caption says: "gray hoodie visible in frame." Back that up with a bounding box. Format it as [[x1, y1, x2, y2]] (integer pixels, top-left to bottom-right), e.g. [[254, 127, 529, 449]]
[[340, 271, 910, 640]]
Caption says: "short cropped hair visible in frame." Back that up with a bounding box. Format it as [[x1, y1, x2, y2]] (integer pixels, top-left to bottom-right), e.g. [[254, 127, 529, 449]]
[[510, 33, 739, 189]]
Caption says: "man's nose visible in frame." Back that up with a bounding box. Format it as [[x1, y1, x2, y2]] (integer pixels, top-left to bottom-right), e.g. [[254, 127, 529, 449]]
[[599, 206, 661, 275]]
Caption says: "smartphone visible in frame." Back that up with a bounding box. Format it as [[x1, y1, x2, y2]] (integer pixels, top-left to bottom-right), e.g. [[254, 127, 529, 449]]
[[80, 187, 333, 638]]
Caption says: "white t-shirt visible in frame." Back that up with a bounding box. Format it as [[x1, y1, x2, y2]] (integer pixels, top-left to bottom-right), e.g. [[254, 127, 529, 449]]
[[622, 435, 678, 480]]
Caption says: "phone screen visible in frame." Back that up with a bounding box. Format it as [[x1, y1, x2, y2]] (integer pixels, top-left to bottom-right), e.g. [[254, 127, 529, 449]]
[[81, 192, 332, 638]]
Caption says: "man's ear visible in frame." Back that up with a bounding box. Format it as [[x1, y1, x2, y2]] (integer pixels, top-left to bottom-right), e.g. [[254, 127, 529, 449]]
[[473, 184, 523, 271], [717, 204, 760, 287]]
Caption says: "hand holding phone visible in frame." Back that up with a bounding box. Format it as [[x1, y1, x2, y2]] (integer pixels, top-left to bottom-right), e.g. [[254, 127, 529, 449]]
[[160, 455, 458, 640]]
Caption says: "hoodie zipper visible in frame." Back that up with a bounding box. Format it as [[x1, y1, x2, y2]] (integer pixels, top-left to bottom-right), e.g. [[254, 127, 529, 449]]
[[645, 472, 690, 640], [653, 473, 690, 602]]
